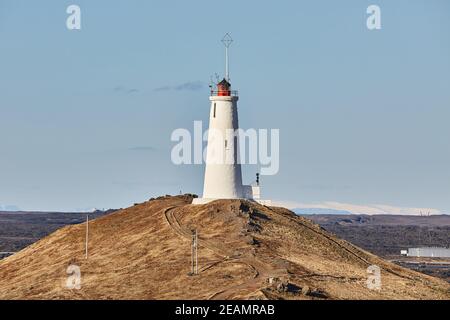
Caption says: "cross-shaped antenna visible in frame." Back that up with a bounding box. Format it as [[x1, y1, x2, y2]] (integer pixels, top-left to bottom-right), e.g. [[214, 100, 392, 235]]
[[221, 33, 233, 48], [221, 33, 233, 81]]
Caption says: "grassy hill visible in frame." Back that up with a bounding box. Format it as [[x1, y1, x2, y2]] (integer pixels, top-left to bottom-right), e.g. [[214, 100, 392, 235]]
[[0, 195, 448, 300]]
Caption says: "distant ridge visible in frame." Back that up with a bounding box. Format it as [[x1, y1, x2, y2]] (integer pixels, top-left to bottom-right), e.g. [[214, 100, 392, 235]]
[[293, 208, 352, 215]]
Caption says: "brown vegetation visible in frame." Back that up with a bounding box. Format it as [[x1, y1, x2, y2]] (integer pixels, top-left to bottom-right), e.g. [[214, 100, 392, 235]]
[[0, 195, 448, 300]]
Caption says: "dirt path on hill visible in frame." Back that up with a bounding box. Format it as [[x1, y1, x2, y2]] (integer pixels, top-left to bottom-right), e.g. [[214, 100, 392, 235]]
[[163, 203, 423, 299], [163, 206, 287, 300]]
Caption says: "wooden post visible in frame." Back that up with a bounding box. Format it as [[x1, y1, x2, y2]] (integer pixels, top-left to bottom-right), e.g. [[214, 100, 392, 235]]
[[191, 229, 199, 275], [85, 214, 89, 259], [195, 229, 198, 275]]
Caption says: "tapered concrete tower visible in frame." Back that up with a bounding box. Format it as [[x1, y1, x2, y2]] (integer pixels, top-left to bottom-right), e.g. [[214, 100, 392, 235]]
[[193, 34, 270, 205], [202, 77, 243, 200]]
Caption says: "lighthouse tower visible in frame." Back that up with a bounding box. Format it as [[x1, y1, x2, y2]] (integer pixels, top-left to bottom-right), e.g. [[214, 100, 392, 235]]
[[193, 34, 271, 205], [201, 76, 243, 200]]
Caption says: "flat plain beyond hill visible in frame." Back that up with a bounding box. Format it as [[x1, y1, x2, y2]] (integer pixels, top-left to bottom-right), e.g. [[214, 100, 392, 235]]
[[302, 214, 450, 256], [302, 214, 450, 282], [0, 195, 448, 300], [0, 211, 109, 256]]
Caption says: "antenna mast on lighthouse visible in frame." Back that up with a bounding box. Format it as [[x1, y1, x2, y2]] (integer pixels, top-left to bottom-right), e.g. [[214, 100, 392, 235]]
[[221, 33, 233, 81]]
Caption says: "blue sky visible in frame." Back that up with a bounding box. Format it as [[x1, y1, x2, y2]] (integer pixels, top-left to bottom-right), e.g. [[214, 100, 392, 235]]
[[0, 0, 449, 213]]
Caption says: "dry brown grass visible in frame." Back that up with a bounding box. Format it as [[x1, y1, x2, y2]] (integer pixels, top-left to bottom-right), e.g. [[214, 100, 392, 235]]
[[0, 195, 448, 300]]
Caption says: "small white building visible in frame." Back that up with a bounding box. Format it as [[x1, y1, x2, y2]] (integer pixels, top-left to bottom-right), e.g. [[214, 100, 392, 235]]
[[403, 247, 450, 258]]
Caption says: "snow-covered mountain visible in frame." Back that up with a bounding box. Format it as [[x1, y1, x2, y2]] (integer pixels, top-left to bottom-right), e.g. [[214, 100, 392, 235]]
[[0, 204, 20, 212]]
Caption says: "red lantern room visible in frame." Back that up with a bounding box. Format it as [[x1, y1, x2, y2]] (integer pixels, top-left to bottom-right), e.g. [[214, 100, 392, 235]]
[[217, 78, 231, 96]]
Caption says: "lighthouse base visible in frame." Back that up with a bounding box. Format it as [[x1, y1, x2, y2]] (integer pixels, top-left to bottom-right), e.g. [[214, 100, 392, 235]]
[[192, 197, 272, 206], [192, 184, 271, 205], [193, 185, 271, 206]]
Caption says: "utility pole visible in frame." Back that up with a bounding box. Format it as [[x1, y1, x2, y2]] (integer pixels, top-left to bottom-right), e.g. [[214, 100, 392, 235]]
[[191, 230, 194, 274], [195, 229, 198, 275], [85, 214, 89, 259], [191, 229, 198, 275]]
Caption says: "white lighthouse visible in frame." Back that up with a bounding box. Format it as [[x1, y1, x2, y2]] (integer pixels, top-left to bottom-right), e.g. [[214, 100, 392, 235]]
[[193, 34, 270, 206]]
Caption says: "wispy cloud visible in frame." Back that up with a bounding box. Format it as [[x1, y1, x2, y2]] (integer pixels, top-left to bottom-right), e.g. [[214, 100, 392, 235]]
[[128, 146, 156, 152], [273, 200, 443, 216], [154, 81, 204, 92], [113, 86, 139, 94]]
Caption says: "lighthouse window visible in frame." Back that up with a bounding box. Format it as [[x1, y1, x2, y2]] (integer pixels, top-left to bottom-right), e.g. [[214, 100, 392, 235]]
[[225, 139, 228, 148], [213, 103, 216, 118]]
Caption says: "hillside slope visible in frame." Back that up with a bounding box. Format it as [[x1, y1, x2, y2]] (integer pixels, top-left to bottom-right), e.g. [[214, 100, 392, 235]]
[[0, 195, 448, 300]]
